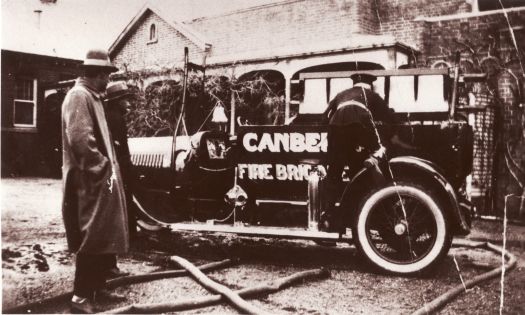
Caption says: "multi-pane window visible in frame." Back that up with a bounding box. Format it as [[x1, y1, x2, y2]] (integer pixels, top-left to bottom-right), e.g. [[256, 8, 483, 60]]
[[13, 78, 37, 127]]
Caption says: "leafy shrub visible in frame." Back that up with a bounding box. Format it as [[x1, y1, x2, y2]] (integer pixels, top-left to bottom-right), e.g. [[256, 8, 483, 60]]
[[120, 70, 284, 137]]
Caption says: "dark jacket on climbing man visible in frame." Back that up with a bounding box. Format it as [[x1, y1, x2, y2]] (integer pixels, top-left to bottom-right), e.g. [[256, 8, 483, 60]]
[[325, 86, 388, 153], [325, 85, 392, 125]]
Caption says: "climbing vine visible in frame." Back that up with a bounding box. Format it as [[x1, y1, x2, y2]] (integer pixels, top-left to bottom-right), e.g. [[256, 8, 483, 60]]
[[428, 25, 525, 218], [116, 69, 284, 137]]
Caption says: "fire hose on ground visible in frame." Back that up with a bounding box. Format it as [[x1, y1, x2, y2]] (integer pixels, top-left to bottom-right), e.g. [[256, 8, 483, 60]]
[[411, 238, 518, 315], [107, 240, 518, 314], [3, 258, 234, 314], [107, 258, 330, 314], [2, 241, 517, 314]]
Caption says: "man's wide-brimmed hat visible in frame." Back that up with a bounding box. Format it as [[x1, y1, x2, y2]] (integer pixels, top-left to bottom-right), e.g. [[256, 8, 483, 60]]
[[106, 81, 131, 101], [350, 73, 377, 84], [81, 49, 118, 72]]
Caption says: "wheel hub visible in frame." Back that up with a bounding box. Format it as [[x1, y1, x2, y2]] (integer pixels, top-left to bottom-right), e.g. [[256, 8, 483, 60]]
[[394, 222, 407, 235]]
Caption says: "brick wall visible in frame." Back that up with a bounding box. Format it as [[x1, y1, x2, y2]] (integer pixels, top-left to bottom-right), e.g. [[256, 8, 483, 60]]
[[112, 1, 524, 72], [423, 10, 525, 63], [356, 0, 380, 35], [113, 0, 475, 69], [493, 66, 525, 218], [419, 10, 525, 217], [377, 0, 471, 51], [188, 0, 372, 58], [112, 0, 395, 71], [111, 10, 205, 72], [469, 84, 498, 215], [112, 0, 491, 71]]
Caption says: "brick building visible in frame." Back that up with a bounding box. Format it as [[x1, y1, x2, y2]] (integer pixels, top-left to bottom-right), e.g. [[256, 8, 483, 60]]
[[109, 0, 525, 218], [109, 0, 525, 121]]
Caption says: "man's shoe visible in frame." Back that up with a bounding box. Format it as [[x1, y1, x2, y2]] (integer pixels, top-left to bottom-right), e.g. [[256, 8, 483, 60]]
[[106, 267, 130, 279], [95, 289, 127, 302], [70, 299, 96, 314]]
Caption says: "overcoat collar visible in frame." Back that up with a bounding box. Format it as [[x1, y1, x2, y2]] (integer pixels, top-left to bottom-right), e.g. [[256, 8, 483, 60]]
[[76, 77, 103, 100], [74, 77, 115, 163]]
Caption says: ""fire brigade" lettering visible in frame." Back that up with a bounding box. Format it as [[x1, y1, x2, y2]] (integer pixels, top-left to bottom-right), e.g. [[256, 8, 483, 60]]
[[242, 132, 328, 153], [238, 163, 327, 181]]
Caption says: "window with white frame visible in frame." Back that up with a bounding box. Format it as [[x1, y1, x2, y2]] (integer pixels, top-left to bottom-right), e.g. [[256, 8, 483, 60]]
[[13, 78, 37, 127]]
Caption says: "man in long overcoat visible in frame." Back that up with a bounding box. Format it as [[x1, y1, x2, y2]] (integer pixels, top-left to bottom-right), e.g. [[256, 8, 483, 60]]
[[62, 49, 128, 313]]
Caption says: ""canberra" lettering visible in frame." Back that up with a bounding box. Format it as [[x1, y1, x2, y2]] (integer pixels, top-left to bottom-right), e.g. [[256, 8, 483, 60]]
[[243, 132, 328, 153]]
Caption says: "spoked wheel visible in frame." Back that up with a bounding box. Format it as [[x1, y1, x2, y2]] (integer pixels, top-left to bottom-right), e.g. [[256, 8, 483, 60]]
[[354, 183, 451, 275]]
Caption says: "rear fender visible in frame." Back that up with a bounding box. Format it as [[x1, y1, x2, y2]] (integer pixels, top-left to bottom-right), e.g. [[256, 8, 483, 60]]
[[388, 156, 470, 235], [340, 156, 471, 235]]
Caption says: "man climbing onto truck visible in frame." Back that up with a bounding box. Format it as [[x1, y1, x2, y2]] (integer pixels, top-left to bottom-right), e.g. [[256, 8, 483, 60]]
[[320, 73, 391, 232]]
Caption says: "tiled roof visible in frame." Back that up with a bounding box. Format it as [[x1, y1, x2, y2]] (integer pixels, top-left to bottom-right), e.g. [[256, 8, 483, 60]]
[[206, 35, 402, 65], [185, 0, 413, 64], [108, 0, 286, 57], [109, 0, 415, 65]]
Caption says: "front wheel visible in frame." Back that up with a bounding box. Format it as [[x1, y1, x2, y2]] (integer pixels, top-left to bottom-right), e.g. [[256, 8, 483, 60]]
[[354, 184, 451, 275]]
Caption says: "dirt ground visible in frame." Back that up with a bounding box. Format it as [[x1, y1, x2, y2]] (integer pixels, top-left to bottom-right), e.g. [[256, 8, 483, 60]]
[[1, 177, 524, 314]]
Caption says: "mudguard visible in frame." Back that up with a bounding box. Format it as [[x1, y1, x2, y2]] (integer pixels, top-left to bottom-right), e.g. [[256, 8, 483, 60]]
[[341, 156, 471, 235]]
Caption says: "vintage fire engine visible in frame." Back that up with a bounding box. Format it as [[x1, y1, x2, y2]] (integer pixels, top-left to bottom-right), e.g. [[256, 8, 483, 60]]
[[130, 63, 474, 275]]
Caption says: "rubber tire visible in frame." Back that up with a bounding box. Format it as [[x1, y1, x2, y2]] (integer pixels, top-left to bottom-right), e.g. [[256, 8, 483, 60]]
[[354, 184, 452, 275]]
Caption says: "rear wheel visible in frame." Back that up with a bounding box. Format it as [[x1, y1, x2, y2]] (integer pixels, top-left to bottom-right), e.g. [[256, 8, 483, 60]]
[[354, 183, 451, 275]]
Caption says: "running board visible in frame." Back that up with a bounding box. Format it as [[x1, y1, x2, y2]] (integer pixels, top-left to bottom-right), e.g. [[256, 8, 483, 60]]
[[169, 222, 352, 242]]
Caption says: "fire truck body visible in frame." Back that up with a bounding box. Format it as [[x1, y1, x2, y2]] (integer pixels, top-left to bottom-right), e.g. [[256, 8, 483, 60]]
[[130, 68, 474, 275]]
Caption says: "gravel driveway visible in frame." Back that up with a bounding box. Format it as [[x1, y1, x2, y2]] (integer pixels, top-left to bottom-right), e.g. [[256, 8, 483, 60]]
[[2, 178, 524, 314]]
